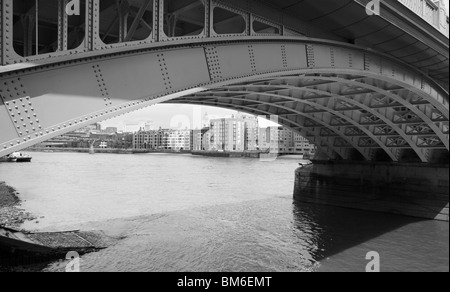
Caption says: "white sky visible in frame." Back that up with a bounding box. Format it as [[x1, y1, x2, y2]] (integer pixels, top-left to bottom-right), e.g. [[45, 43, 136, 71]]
[[102, 3, 449, 131], [101, 104, 279, 132], [101, 104, 240, 131]]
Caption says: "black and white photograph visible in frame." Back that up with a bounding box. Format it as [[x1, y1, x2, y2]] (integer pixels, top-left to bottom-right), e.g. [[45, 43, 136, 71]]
[[0, 0, 448, 276]]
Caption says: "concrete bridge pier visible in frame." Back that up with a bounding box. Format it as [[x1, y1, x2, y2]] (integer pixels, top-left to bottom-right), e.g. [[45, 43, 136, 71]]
[[294, 162, 449, 222]]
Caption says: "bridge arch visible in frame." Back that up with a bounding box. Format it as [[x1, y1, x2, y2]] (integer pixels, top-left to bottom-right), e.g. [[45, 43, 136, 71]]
[[0, 37, 448, 162]]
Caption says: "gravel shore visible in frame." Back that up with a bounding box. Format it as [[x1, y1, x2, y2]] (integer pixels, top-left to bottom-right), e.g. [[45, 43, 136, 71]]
[[0, 182, 38, 229], [1, 182, 113, 272]]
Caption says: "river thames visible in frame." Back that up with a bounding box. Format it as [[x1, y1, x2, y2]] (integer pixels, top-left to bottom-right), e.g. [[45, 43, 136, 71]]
[[0, 152, 448, 272]]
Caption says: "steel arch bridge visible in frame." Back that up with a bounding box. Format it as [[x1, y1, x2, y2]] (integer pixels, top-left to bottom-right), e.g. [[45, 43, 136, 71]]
[[0, 0, 449, 162]]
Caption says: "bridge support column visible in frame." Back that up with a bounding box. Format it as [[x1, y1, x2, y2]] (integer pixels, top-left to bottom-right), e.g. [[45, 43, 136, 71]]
[[294, 161, 449, 221]]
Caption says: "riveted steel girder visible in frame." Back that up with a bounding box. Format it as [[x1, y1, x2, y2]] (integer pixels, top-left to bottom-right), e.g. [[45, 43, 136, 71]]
[[0, 37, 448, 163]]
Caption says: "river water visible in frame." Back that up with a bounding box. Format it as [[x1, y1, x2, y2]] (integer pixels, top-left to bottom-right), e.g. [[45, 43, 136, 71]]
[[0, 152, 448, 272]]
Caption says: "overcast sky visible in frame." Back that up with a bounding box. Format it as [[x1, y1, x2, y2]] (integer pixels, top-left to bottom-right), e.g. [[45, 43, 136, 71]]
[[101, 103, 283, 132], [102, 4, 450, 131], [101, 104, 242, 132]]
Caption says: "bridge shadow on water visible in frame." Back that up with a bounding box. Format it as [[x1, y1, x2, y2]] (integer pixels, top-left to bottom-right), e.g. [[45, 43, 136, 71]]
[[291, 199, 449, 272]]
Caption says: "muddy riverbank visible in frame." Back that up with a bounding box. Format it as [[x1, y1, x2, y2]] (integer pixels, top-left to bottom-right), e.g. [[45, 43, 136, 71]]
[[0, 182, 39, 229]]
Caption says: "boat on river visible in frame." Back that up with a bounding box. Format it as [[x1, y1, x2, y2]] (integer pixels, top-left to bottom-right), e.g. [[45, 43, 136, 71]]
[[0, 227, 55, 255], [0, 226, 108, 257], [299, 161, 313, 168], [6, 152, 32, 163]]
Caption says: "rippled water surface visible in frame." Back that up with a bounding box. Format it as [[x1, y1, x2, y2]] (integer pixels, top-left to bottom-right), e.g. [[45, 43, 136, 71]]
[[0, 152, 448, 272]]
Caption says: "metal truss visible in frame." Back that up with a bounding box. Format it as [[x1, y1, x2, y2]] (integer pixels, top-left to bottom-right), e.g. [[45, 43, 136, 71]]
[[198, 75, 449, 161], [0, 1, 448, 162], [0, 0, 309, 67]]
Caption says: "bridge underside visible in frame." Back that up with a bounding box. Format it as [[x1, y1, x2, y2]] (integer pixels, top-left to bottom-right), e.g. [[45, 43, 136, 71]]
[[0, 38, 448, 162], [169, 72, 449, 162], [1, 0, 448, 223]]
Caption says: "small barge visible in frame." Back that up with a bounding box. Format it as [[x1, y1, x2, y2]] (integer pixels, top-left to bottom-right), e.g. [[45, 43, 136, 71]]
[[0, 226, 108, 266]]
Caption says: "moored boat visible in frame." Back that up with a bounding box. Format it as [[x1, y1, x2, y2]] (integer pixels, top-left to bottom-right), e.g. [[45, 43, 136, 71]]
[[6, 152, 32, 163], [5, 156, 17, 162], [299, 161, 313, 168], [0, 226, 108, 258]]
